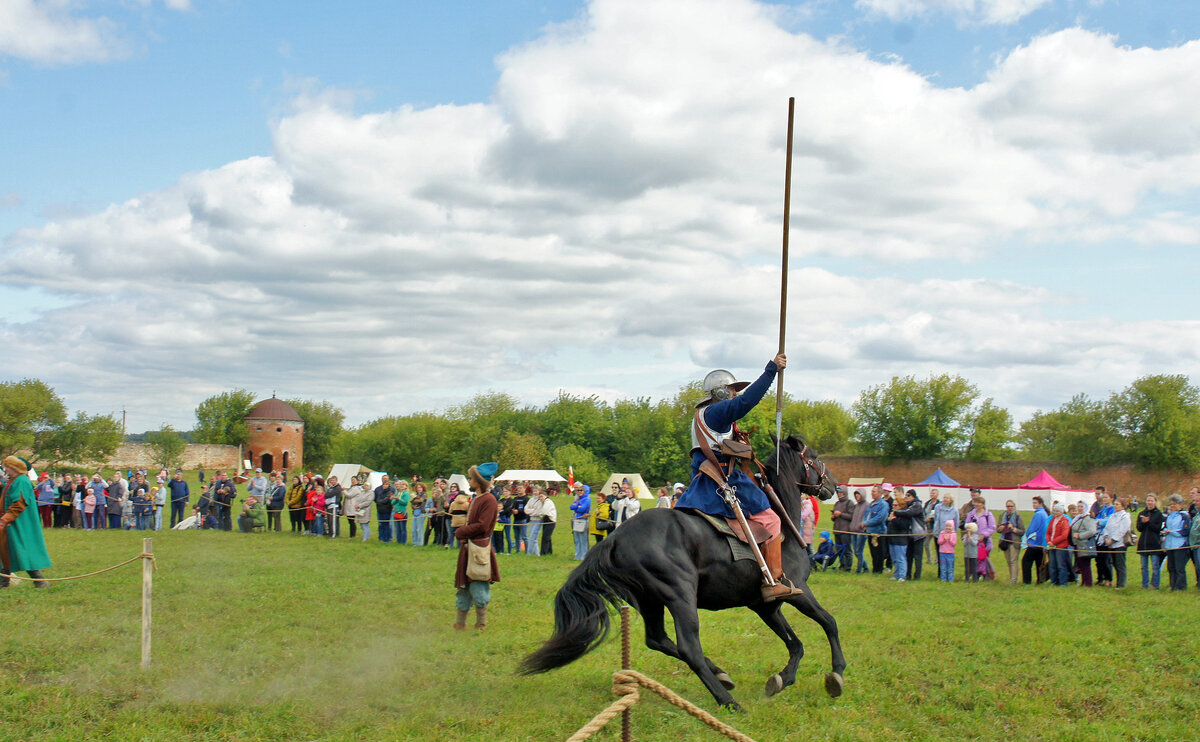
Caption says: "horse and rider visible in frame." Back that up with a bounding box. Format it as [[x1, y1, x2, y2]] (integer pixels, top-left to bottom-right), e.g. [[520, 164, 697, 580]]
[[522, 354, 845, 710], [676, 352, 806, 603]]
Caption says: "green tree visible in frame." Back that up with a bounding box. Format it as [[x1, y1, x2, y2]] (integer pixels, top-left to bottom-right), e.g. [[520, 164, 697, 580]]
[[1109, 374, 1200, 471], [34, 412, 123, 466], [645, 432, 690, 486], [550, 443, 609, 488], [0, 378, 68, 458], [286, 398, 345, 472], [853, 374, 979, 460], [609, 397, 680, 480], [146, 424, 187, 469], [333, 413, 466, 476], [194, 389, 256, 446], [539, 393, 613, 456], [962, 398, 1015, 461], [447, 392, 532, 464], [782, 399, 855, 455], [498, 431, 548, 469], [1017, 394, 1125, 471]]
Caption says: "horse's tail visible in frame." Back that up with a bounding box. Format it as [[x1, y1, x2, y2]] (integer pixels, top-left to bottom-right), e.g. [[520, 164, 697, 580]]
[[518, 538, 632, 675]]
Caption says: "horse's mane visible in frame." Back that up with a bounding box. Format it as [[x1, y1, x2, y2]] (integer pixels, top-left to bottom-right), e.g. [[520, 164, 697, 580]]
[[762, 434, 820, 518]]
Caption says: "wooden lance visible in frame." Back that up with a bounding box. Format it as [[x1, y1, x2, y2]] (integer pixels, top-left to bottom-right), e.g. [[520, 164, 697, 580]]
[[775, 97, 794, 473]]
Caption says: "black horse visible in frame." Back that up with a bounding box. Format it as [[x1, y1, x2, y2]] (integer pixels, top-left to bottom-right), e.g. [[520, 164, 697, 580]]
[[519, 435, 846, 710]]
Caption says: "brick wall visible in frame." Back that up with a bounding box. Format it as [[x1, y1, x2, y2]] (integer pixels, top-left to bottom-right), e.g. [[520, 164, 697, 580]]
[[97, 443, 240, 470], [244, 418, 304, 472], [824, 456, 1200, 496]]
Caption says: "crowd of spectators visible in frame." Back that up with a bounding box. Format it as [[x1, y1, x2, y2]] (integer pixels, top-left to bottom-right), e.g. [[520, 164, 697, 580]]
[[21, 465, 1200, 591], [821, 483, 1200, 590], [20, 467, 676, 563]]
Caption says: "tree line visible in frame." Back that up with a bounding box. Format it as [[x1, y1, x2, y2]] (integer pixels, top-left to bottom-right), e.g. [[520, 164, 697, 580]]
[[194, 373, 1200, 482], [4, 372, 1197, 480]]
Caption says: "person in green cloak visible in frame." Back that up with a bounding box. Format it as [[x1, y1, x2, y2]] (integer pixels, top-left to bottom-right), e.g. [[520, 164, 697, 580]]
[[1, 455, 52, 588]]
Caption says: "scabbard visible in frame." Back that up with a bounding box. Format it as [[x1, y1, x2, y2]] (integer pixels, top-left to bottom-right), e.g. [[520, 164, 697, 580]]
[[726, 496, 774, 585]]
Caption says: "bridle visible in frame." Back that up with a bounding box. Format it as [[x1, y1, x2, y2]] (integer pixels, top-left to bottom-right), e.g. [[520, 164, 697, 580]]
[[791, 441, 832, 497]]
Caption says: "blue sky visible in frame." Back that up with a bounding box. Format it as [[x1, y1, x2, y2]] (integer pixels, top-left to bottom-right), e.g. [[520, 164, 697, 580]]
[[1, 0, 1198, 433]]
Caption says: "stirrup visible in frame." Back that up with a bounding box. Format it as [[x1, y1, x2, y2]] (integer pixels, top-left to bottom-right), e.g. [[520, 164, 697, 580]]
[[761, 577, 803, 602]]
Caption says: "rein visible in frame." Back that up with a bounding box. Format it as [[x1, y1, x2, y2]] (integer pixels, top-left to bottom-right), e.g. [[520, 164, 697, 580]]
[[789, 442, 830, 495]]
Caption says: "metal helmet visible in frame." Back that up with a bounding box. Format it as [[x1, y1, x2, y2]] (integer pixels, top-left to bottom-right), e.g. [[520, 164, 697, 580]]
[[698, 369, 750, 407]]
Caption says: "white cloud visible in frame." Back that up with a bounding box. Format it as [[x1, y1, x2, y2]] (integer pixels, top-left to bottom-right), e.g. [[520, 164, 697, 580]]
[[0, 0, 124, 64], [0, 0, 190, 65], [2, 0, 1198, 431], [855, 0, 1053, 25]]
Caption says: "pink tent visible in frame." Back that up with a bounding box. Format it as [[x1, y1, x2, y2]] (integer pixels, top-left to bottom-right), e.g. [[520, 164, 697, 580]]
[[1018, 470, 1067, 489]]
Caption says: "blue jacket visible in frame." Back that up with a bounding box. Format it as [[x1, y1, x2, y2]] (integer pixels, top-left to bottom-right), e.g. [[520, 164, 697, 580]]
[[1025, 508, 1049, 547], [132, 495, 153, 517], [167, 479, 190, 503], [675, 362, 778, 519], [1163, 510, 1191, 550], [863, 498, 890, 534], [570, 494, 591, 518], [36, 480, 57, 506]]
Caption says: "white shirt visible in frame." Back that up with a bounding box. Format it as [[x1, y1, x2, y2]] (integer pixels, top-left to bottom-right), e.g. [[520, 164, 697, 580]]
[[614, 496, 641, 524], [1102, 509, 1130, 547]]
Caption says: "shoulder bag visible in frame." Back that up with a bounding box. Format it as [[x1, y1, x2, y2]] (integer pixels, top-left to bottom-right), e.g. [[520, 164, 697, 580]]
[[466, 540, 492, 581]]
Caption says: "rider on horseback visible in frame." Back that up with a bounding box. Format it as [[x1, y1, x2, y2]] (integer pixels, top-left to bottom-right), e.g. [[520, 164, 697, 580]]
[[676, 354, 805, 603]]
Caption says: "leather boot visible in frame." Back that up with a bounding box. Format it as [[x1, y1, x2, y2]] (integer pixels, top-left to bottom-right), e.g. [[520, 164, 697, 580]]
[[474, 606, 487, 631], [760, 537, 804, 602], [454, 609, 469, 630], [28, 570, 48, 589]]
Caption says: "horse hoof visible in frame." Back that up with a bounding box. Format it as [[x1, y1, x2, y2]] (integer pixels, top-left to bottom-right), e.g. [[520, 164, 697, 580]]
[[721, 700, 743, 712], [824, 672, 844, 698], [765, 674, 784, 697], [715, 672, 736, 690]]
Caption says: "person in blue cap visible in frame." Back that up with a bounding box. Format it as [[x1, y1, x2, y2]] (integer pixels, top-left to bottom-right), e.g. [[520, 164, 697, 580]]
[[813, 530, 838, 569], [675, 353, 804, 602], [454, 462, 501, 630]]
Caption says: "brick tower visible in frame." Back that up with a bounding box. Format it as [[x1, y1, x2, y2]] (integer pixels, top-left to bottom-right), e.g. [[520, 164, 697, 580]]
[[244, 395, 304, 474]]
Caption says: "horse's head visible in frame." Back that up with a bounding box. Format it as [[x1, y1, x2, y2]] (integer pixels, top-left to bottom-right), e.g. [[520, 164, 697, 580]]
[[764, 434, 839, 504]]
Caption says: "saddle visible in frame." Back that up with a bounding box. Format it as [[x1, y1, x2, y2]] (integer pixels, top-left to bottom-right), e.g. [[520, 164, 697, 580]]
[[678, 508, 772, 547]]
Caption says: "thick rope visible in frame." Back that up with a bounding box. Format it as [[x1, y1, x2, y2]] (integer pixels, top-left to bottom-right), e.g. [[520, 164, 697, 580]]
[[566, 669, 757, 742], [1, 551, 155, 582]]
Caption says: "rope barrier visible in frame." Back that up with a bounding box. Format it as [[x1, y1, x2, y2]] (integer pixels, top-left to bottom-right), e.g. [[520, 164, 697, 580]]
[[822, 527, 1199, 554], [1, 550, 155, 582], [566, 607, 758, 742]]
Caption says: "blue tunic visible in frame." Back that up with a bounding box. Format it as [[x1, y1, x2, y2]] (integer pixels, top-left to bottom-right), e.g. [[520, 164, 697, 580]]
[[675, 361, 778, 519]]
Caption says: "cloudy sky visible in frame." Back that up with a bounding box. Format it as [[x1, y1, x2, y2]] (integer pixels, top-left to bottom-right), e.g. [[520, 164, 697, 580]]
[[1, 0, 1198, 434]]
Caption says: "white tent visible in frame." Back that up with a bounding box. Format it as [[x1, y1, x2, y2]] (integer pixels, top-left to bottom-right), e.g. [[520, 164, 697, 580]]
[[494, 469, 567, 482], [365, 471, 387, 491], [327, 463, 374, 485], [447, 473, 471, 493], [597, 473, 656, 500]]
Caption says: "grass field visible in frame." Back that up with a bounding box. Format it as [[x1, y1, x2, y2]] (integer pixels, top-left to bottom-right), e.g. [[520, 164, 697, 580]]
[[3, 502, 1198, 742]]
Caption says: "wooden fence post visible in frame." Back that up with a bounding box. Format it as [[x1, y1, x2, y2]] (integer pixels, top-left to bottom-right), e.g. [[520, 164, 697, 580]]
[[141, 538, 153, 670]]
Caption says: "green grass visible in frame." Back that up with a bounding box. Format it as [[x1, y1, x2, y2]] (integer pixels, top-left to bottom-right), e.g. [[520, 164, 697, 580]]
[[3, 507, 1197, 742]]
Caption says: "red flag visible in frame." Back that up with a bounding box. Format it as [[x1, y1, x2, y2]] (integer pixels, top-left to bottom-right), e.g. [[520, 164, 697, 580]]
[[567, 465, 575, 491]]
